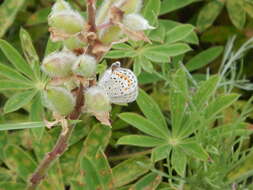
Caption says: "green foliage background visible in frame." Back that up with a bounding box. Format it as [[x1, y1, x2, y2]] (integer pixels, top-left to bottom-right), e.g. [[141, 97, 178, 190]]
[[1, 0, 253, 189]]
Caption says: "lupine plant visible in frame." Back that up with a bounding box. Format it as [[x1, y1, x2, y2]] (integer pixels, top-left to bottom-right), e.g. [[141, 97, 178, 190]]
[[0, 0, 253, 190]]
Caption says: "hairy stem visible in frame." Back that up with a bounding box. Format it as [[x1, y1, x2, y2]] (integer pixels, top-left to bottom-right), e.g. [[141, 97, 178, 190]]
[[27, 85, 84, 190]]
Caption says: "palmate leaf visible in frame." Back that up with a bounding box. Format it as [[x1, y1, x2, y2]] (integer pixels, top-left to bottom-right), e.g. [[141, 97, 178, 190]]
[[112, 157, 152, 188], [185, 46, 224, 72], [118, 113, 169, 139], [20, 28, 41, 78], [160, 0, 200, 15], [137, 89, 168, 134], [166, 24, 195, 44], [170, 68, 188, 135], [160, 19, 199, 45], [130, 172, 161, 189], [179, 141, 209, 160], [117, 135, 167, 147], [4, 90, 37, 113], [151, 144, 171, 162], [226, 0, 246, 30], [197, 0, 224, 32], [0, 63, 31, 82], [205, 93, 240, 119], [143, 43, 191, 63], [80, 155, 106, 190], [72, 124, 112, 189], [0, 40, 34, 79], [3, 145, 37, 181], [0, 122, 45, 131], [192, 75, 220, 109], [0, 80, 33, 91], [171, 147, 187, 176], [0, 0, 25, 37]]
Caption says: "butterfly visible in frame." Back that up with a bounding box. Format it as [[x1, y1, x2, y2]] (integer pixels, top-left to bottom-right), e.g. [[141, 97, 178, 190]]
[[98, 62, 138, 104]]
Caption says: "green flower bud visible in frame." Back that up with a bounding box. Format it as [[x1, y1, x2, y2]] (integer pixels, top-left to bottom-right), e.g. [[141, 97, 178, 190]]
[[48, 10, 85, 35], [118, 0, 142, 14], [100, 26, 122, 44], [85, 86, 111, 113], [72, 54, 97, 78], [123, 13, 155, 31], [63, 36, 87, 50], [41, 51, 77, 78], [52, 0, 71, 12], [43, 86, 75, 116]]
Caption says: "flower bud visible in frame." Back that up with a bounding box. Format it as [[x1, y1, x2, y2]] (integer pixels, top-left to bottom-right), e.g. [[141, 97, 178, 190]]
[[48, 10, 85, 36], [100, 26, 122, 44], [85, 86, 111, 113], [122, 13, 155, 31], [43, 86, 75, 116], [41, 51, 77, 78], [63, 36, 87, 50], [72, 54, 97, 78], [117, 0, 142, 14], [52, 0, 71, 12]]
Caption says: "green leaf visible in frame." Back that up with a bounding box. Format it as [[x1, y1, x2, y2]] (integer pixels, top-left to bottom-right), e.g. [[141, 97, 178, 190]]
[[119, 113, 169, 139], [205, 93, 240, 119], [93, 149, 114, 189], [143, 43, 191, 63], [130, 173, 161, 189], [151, 144, 171, 162], [4, 145, 37, 181], [179, 141, 208, 160], [0, 122, 45, 131], [4, 90, 37, 113], [133, 58, 142, 76], [0, 63, 30, 82], [226, 0, 246, 30], [171, 148, 187, 176], [160, 0, 200, 15], [113, 157, 152, 187], [227, 152, 253, 182], [160, 19, 199, 45], [30, 93, 44, 139], [186, 46, 224, 72], [105, 49, 136, 59], [137, 89, 168, 134], [166, 24, 195, 44], [197, 1, 224, 32], [193, 75, 220, 109], [142, 0, 161, 26], [244, 2, 253, 18], [117, 135, 166, 147], [0, 40, 34, 78], [74, 124, 112, 188], [138, 56, 154, 73], [0, 80, 33, 91], [170, 68, 188, 135], [0, 0, 25, 37], [19, 28, 40, 78], [26, 8, 51, 26], [81, 124, 111, 159], [81, 156, 105, 190], [0, 182, 26, 190], [45, 38, 62, 56]]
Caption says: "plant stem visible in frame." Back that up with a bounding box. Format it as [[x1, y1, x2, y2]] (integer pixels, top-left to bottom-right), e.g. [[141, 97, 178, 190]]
[[26, 85, 84, 190]]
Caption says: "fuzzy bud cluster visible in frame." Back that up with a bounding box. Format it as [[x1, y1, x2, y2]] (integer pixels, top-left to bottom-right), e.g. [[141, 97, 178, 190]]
[[41, 51, 97, 116], [42, 0, 144, 122]]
